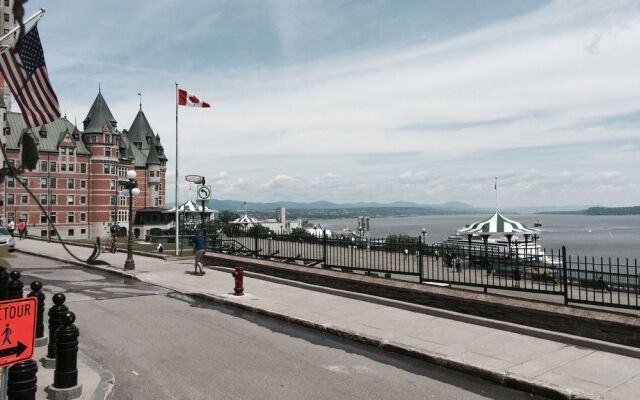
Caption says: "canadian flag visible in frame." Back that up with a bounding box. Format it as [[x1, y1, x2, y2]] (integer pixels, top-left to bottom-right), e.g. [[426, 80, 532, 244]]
[[178, 89, 211, 108]]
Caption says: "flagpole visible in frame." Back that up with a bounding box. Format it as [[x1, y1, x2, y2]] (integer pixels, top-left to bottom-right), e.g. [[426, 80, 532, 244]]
[[495, 177, 498, 212], [175, 83, 180, 256], [0, 8, 45, 45]]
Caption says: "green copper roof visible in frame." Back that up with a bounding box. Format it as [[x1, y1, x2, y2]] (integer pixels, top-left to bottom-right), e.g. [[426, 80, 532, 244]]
[[82, 91, 117, 134], [145, 134, 161, 165], [128, 109, 154, 150], [119, 130, 147, 167], [4, 112, 91, 155]]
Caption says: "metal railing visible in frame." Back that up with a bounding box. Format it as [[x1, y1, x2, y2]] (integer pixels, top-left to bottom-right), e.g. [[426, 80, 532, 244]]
[[208, 230, 640, 310]]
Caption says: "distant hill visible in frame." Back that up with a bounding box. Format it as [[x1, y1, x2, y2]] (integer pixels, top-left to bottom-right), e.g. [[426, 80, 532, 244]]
[[209, 199, 479, 212], [541, 206, 640, 216]]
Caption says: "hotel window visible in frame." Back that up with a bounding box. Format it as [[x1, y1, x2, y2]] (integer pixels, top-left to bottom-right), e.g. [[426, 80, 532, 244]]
[[80, 163, 87, 174], [103, 163, 110, 174], [67, 213, 74, 223], [149, 171, 154, 177], [67, 195, 74, 205], [21, 195, 28, 204], [41, 212, 56, 223], [80, 196, 86, 204], [50, 178, 57, 188], [106, 134, 111, 144], [110, 164, 115, 174], [80, 213, 86, 222], [7, 194, 14, 205], [90, 136, 96, 143], [40, 178, 47, 188], [67, 179, 74, 189], [4, 14, 9, 23], [7, 212, 14, 221], [40, 161, 48, 171], [49, 161, 57, 172], [40, 230, 47, 237], [80, 229, 86, 235], [40, 195, 47, 205], [110, 211, 116, 222], [80, 180, 87, 189], [110, 195, 116, 205], [154, 197, 159, 206], [105, 147, 111, 157], [4, 1, 8, 8], [20, 213, 28, 223], [110, 180, 116, 190], [61, 163, 66, 171], [6, 177, 14, 188], [21, 178, 28, 186], [68, 163, 74, 172], [68, 229, 75, 237], [50, 195, 57, 205], [119, 196, 126, 206]]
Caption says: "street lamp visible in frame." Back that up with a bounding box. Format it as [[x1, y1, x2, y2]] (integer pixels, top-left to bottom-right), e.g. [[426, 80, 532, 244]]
[[421, 227, 427, 244], [124, 170, 140, 270]]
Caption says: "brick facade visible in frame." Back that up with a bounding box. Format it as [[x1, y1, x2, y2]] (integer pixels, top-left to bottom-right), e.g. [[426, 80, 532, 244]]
[[0, 90, 167, 239]]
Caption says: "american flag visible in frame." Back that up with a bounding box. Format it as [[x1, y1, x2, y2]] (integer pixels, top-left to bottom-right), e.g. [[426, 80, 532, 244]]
[[0, 26, 60, 128]]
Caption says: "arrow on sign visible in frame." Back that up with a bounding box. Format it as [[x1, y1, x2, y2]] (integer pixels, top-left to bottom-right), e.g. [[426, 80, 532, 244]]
[[0, 342, 28, 358]]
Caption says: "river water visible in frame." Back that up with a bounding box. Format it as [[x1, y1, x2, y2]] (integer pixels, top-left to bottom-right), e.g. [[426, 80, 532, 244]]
[[309, 214, 640, 261]]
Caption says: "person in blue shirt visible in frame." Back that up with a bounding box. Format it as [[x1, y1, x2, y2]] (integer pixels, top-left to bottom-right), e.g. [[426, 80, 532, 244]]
[[192, 230, 207, 275]]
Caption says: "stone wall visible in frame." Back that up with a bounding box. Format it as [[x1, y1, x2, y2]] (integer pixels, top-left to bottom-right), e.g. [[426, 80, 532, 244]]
[[204, 253, 640, 348]]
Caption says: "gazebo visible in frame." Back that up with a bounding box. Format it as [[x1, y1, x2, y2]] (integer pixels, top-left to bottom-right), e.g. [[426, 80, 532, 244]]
[[457, 212, 541, 260], [165, 200, 216, 230]]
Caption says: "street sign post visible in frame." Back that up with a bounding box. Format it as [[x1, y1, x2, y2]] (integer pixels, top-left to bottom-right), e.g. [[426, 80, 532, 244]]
[[197, 185, 211, 200], [0, 297, 36, 367]]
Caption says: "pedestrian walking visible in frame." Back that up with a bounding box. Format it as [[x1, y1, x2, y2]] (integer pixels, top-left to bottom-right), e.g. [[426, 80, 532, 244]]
[[17, 219, 26, 239], [192, 230, 207, 275], [6, 219, 14, 237], [513, 266, 522, 288]]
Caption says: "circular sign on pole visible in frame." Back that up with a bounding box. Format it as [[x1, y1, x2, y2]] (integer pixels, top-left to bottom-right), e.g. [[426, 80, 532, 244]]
[[185, 175, 204, 184], [197, 185, 211, 200]]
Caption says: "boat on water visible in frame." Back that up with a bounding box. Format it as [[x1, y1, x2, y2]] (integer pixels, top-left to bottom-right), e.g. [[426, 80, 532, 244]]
[[534, 220, 542, 227], [436, 212, 558, 280]]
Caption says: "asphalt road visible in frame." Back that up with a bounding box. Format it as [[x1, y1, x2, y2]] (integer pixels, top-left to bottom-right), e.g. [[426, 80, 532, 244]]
[[15, 253, 548, 400]]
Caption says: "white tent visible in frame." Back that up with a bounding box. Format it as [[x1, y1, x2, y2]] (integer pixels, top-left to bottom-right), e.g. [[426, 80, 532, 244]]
[[458, 212, 540, 236]]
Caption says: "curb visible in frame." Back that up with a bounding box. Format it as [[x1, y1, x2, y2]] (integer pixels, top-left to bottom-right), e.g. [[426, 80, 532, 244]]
[[18, 248, 594, 399], [25, 236, 168, 260], [188, 292, 592, 400], [79, 351, 115, 400]]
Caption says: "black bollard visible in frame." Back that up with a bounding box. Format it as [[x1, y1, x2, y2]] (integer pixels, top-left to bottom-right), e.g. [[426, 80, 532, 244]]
[[46, 293, 68, 360], [8, 270, 24, 299], [53, 311, 79, 389], [27, 281, 46, 339], [0, 267, 9, 300], [7, 359, 38, 400]]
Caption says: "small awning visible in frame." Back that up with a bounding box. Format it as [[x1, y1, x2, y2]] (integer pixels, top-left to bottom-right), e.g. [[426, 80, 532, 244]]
[[458, 212, 540, 235]]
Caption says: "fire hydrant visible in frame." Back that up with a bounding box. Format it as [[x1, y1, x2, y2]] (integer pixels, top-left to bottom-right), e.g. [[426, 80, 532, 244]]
[[232, 267, 244, 296]]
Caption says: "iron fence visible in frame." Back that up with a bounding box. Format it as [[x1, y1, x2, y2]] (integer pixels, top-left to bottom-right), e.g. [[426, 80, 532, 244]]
[[208, 230, 640, 310]]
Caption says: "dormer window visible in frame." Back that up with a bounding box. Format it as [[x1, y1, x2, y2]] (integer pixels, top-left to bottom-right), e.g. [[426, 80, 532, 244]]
[[2, 127, 9, 136], [39, 126, 47, 138], [90, 136, 97, 143]]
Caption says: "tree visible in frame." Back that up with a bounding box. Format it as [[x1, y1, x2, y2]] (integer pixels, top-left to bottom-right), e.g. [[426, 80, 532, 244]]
[[246, 224, 270, 236], [218, 211, 240, 224], [290, 227, 314, 239]]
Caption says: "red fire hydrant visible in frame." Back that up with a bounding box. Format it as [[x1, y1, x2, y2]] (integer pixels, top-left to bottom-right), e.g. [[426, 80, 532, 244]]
[[232, 267, 244, 296]]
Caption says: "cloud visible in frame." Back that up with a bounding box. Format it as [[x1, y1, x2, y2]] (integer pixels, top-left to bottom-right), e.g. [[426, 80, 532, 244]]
[[22, 0, 640, 206]]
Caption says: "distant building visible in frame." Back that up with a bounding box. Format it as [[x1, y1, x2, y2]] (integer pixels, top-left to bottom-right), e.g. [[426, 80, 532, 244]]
[[0, 90, 168, 239], [0, 0, 18, 109], [276, 207, 286, 223]]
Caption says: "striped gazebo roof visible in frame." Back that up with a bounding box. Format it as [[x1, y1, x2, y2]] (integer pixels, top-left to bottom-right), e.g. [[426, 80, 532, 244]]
[[231, 215, 259, 225], [457, 212, 540, 235]]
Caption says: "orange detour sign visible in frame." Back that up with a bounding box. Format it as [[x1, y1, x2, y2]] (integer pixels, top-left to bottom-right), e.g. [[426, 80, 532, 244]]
[[0, 297, 36, 367]]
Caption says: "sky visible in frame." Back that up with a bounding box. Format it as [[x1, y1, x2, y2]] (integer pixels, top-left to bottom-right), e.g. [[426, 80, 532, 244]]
[[19, 0, 640, 208]]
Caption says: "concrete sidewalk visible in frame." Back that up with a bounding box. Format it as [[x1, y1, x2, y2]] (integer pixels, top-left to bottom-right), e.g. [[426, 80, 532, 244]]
[[14, 239, 640, 400]]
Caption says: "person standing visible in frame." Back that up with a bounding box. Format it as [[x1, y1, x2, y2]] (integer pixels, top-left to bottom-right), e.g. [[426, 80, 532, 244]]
[[192, 230, 207, 275], [6, 219, 15, 237], [17, 219, 26, 239]]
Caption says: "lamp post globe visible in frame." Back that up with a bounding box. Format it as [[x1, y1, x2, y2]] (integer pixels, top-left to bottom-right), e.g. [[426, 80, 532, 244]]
[[126, 169, 137, 180], [131, 187, 141, 197]]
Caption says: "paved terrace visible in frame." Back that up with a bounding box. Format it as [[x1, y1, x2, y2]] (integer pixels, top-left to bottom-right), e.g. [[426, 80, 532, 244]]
[[14, 239, 640, 400]]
